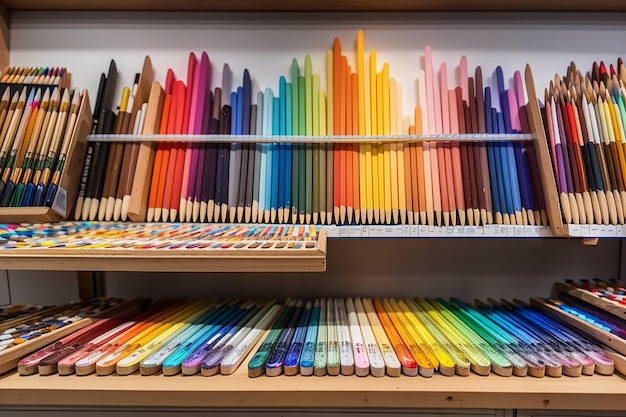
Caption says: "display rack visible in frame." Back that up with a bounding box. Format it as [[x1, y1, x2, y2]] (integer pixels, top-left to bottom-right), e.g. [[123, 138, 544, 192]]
[[0, 2, 625, 415], [0, 228, 327, 272], [0, 369, 624, 411]]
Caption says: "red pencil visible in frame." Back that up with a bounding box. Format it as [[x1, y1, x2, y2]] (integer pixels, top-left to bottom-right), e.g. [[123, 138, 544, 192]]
[[165, 81, 187, 221]]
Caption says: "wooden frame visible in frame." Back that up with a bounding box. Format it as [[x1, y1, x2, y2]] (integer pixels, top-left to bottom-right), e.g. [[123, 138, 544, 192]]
[[1, 0, 626, 12]]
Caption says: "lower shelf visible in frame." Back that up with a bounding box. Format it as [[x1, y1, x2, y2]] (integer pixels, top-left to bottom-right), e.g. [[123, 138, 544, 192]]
[[0, 369, 624, 411]]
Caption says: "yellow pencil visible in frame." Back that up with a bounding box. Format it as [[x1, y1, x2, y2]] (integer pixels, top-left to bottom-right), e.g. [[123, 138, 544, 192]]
[[381, 66, 392, 224], [357, 31, 367, 224], [376, 70, 385, 224], [370, 50, 379, 224], [388, 72, 399, 224]]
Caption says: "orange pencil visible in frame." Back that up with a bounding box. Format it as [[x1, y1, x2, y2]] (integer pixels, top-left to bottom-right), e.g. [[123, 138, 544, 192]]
[[345, 62, 353, 225], [408, 125, 418, 225], [154, 95, 173, 221], [415, 107, 427, 225], [152, 69, 176, 222], [147, 93, 171, 222], [391, 78, 402, 224], [159, 82, 182, 222], [352, 73, 360, 225], [357, 29, 367, 224], [377, 71, 385, 223]]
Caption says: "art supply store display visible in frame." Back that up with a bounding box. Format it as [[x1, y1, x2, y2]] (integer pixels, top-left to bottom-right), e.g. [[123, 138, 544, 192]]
[[0, 24, 626, 387]]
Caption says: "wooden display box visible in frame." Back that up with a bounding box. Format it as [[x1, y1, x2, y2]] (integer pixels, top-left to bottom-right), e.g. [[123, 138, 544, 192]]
[[0, 91, 92, 223]]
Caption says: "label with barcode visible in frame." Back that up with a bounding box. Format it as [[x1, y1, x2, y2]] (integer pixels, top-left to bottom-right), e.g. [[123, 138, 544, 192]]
[[52, 187, 68, 217]]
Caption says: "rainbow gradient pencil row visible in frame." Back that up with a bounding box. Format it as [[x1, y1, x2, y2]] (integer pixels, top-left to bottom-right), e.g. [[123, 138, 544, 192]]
[[15, 296, 615, 378], [77, 31, 546, 227], [0, 221, 319, 251], [541, 59, 626, 226]]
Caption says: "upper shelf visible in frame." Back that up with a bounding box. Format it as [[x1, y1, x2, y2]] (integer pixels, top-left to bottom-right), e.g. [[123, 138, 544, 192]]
[[0, 0, 625, 12]]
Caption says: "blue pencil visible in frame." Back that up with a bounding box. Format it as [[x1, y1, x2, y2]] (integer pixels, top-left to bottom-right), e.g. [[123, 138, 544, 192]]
[[227, 91, 239, 222], [496, 68, 523, 224], [265, 88, 274, 223], [495, 112, 514, 223], [162, 302, 238, 376], [279, 77, 287, 223], [271, 97, 280, 223], [284, 300, 313, 375], [259, 89, 270, 222], [236, 79, 250, 223], [266, 300, 304, 376], [200, 301, 277, 377], [182, 301, 259, 376], [299, 299, 320, 375], [484, 88, 501, 223], [242, 71, 253, 223], [491, 108, 506, 224], [285, 83, 293, 222]]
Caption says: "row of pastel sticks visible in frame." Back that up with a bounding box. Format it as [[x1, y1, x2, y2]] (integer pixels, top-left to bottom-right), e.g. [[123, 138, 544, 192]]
[[541, 59, 626, 226], [545, 296, 626, 340], [0, 222, 318, 250], [76, 30, 546, 227], [15, 297, 614, 378], [0, 84, 83, 207], [0, 66, 70, 87], [248, 297, 613, 378], [565, 278, 626, 305], [17, 298, 282, 377], [0, 297, 130, 354]]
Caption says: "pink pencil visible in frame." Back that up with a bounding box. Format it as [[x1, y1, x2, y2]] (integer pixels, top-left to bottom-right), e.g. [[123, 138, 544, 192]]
[[178, 53, 197, 221], [188, 52, 211, 222]]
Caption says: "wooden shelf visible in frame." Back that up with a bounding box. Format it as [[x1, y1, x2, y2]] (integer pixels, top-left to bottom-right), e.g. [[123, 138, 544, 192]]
[[0, 228, 327, 272], [0, 369, 624, 410], [0, 247, 326, 273], [0, 0, 625, 12]]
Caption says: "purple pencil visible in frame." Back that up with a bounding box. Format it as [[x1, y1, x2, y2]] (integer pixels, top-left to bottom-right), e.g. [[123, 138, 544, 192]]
[[191, 52, 212, 222]]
